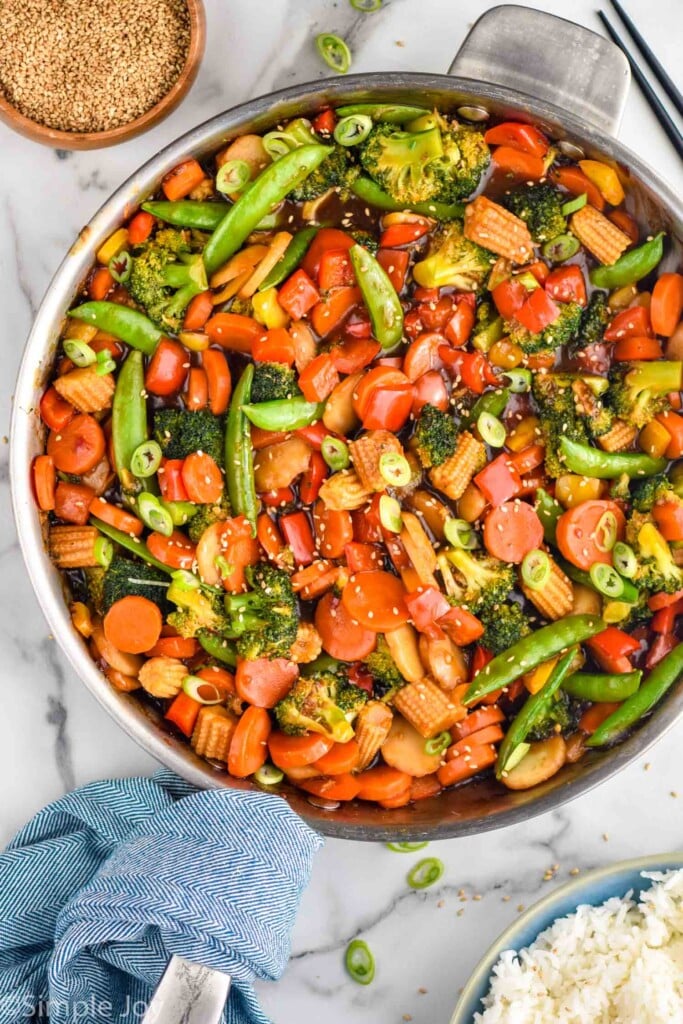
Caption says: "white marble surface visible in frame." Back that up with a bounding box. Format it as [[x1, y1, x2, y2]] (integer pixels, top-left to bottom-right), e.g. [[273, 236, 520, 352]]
[[1, 1, 682, 1021]]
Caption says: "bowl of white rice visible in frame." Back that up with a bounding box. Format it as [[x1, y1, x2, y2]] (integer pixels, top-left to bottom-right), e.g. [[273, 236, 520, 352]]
[[452, 854, 683, 1024]]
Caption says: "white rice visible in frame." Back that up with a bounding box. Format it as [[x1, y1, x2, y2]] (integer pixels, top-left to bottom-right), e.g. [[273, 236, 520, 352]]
[[475, 870, 683, 1023]]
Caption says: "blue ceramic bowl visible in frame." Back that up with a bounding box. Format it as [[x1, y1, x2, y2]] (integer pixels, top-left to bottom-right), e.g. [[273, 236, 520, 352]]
[[451, 853, 683, 1023]]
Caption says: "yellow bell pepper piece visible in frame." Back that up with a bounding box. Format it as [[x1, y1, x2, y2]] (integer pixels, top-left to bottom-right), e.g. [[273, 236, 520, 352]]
[[523, 656, 559, 695], [555, 474, 605, 508], [96, 227, 129, 266], [506, 415, 541, 453], [639, 419, 671, 458], [602, 601, 633, 625], [578, 160, 625, 206], [252, 287, 290, 329]]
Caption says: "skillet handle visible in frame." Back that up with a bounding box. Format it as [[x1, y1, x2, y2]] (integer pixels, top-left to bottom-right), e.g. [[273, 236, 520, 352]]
[[449, 4, 630, 136]]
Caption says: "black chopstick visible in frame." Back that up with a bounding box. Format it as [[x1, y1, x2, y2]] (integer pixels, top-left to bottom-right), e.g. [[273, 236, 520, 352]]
[[598, 11, 683, 160], [609, 0, 683, 118]]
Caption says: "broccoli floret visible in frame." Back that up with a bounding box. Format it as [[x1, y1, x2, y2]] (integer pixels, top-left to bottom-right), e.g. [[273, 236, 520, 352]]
[[350, 229, 380, 256], [606, 361, 682, 429], [225, 562, 298, 660], [527, 690, 581, 742], [154, 408, 224, 467], [610, 592, 653, 632], [413, 404, 458, 469], [364, 635, 406, 701], [444, 549, 515, 614], [503, 184, 566, 243], [630, 474, 678, 514], [437, 124, 491, 202], [289, 145, 357, 202], [572, 291, 610, 350], [479, 602, 532, 655], [532, 373, 590, 477], [85, 567, 106, 615], [187, 494, 232, 543], [413, 220, 492, 291], [102, 556, 172, 614], [336, 682, 370, 717], [274, 672, 356, 742], [128, 228, 208, 333], [570, 377, 614, 440], [630, 520, 683, 595], [167, 576, 231, 639], [250, 362, 300, 404], [505, 300, 583, 355]]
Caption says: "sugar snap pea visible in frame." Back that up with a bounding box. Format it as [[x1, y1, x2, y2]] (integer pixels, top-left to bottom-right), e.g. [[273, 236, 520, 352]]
[[241, 398, 324, 431], [259, 227, 319, 291], [89, 518, 172, 574], [112, 351, 149, 494], [349, 243, 403, 350], [225, 364, 258, 532], [590, 232, 665, 290], [563, 670, 642, 703], [68, 301, 162, 356], [141, 200, 229, 231], [350, 175, 465, 220], [198, 633, 238, 668], [559, 437, 667, 479]]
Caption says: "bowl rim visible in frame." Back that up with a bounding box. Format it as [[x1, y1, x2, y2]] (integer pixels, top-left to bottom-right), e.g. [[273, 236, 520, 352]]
[[0, 0, 206, 149], [9, 70, 683, 839], [451, 851, 683, 1022]]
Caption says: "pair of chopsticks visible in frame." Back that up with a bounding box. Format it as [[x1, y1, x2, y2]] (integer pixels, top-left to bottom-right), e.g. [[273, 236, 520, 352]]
[[598, 0, 683, 158]]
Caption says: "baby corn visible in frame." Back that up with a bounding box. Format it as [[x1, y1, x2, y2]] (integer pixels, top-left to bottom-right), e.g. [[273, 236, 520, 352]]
[[318, 469, 372, 511], [520, 557, 574, 621], [429, 431, 486, 501], [191, 706, 238, 763], [598, 420, 638, 452], [354, 701, 394, 770], [54, 367, 115, 413], [570, 206, 631, 265], [138, 657, 187, 699], [289, 622, 323, 664], [464, 195, 534, 264], [49, 525, 100, 568], [393, 677, 466, 738], [349, 430, 404, 492]]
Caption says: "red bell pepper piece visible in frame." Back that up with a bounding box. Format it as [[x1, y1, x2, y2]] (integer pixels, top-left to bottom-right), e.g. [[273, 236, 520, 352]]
[[277, 269, 320, 320], [318, 249, 355, 290], [444, 300, 475, 347], [484, 121, 549, 157], [279, 511, 316, 566], [40, 386, 75, 431], [344, 315, 373, 339], [492, 278, 527, 319], [344, 542, 382, 573], [376, 248, 409, 293], [261, 486, 295, 508], [361, 383, 414, 431], [647, 588, 683, 611], [604, 305, 652, 341], [347, 663, 374, 693], [652, 500, 683, 541], [474, 454, 522, 507], [331, 336, 380, 373], [379, 221, 430, 247], [310, 286, 361, 337], [312, 109, 336, 135], [514, 288, 560, 333], [404, 587, 452, 634], [302, 227, 355, 280], [437, 606, 485, 645], [651, 598, 683, 634], [295, 421, 334, 450], [470, 645, 493, 680], [252, 327, 296, 365], [545, 266, 587, 307], [299, 451, 328, 505], [439, 348, 498, 394], [656, 411, 683, 459], [524, 261, 550, 285], [159, 459, 189, 502], [298, 353, 340, 403], [417, 295, 456, 331], [646, 631, 678, 669], [165, 691, 202, 737], [587, 627, 640, 673], [352, 497, 383, 543]]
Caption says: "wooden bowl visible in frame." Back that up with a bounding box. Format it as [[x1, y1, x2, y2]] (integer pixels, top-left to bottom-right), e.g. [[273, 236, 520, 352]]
[[0, 0, 205, 150]]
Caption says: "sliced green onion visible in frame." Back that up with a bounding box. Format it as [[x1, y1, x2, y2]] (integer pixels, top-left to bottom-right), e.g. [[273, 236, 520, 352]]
[[542, 233, 580, 263], [613, 541, 638, 579], [95, 349, 116, 375], [262, 132, 296, 160], [182, 674, 224, 705], [386, 841, 429, 853], [503, 741, 530, 773], [321, 435, 350, 471], [170, 568, 200, 591], [334, 114, 373, 147], [216, 159, 251, 194], [424, 731, 451, 756], [350, 0, 381, 9], [130, 440, 163, 478], [379, 451, 411, 487], [108, 250, 132, 284], [502, 368, 532, 393], [515, 270, 540, 292], [215, 554, 235, 580], [444, 518, 477, 550], [561, 193, 587, 216], [163, 500, 197, 526], [137, 492, 174, 537], [93, 535, 113, 569], [254, 764, 284, 786], [521, 549, 551, 590], [63, 339, 96, 367], [594, 510, 618, 552], [589, 561, 624, 598], [407, 857, 444, 890], [477, 411, 506, 448], [379, 494, 402, 533], [345, 940, 375, 985], [316, 33, 351, 74]]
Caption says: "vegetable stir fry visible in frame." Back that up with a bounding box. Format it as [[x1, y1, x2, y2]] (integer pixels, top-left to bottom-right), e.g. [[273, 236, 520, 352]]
[[34, 104, 683, 808]]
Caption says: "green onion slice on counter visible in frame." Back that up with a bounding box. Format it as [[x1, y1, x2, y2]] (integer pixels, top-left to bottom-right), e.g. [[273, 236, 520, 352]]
[[316, 33, 352, 74]]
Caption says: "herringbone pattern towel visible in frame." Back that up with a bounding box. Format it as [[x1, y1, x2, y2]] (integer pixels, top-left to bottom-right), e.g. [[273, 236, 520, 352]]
[[0, 771, 323, 1024]]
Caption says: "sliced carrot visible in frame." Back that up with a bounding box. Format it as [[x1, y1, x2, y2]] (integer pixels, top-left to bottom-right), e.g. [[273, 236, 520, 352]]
[[313, 739, 360, 775], [651, 273, 683, 338], [445, 725, 504, 760], [268, 730, 334, 769], [450, 705, 505, 741], [89, 266, 115, 301], [146, 530, 196, 570], [409, 774, 442, 802], [187, 367, 209, 410], [356, 765, 412, 802], [292, 560, 340, 601], [314, 590, 377, 660], [579, 702, 621, 735], [165, 692, 202, 737], [340, 570, 409, 632], [437, 742, 497, 786], [652, 500, 683, 542], [202, 348, 232, 415], [228, 706, 272, 778], [145, 636, 199, 659], [492, 146, 545, 179], [103, 596, 162, 654], [550, 165, 605, 211], [608, 210, 639, 243], [40, 387, 74, 431], [613, 336, 663, 361], [313, 500, 353, 560], [162, 159, 206, 201], [47, 414, 106, 475], [257, 513, 285, 562], [89, 497, 143, 536], [205, 312, 263, 353], [299, 773, 361, 801], [378, 789, 413, 809], [33, 455, 56, 511], [182, 452, 224, 504], [196, 666, 236, 699], [184, 291, 214, 332], [235, 657, 299, 709], [127, 210, 155, 246], [556, 499, 626, 571], [483, 501, 544, 564]]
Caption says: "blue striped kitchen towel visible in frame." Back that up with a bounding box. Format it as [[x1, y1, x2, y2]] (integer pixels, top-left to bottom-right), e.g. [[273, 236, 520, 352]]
[[0, 771, 323, 1024]]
